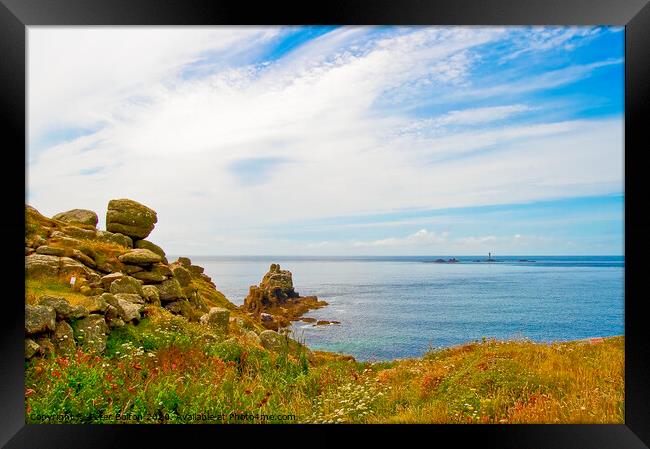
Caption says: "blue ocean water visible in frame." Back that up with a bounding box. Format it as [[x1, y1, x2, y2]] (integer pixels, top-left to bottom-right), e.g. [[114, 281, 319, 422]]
[[188, 256, 624, 361]]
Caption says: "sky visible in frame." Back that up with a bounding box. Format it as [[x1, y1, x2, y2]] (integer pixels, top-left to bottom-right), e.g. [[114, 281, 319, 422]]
[[27, 26, 624, 256]]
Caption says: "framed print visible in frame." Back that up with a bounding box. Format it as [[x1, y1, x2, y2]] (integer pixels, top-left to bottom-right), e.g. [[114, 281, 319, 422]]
[[1, 0, 649, 447]]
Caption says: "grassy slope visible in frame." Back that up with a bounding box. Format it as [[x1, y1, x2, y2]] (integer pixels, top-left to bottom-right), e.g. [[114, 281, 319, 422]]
[[25, 315, 624, 423]]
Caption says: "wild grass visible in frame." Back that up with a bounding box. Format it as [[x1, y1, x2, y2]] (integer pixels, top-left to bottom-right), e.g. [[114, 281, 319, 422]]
[[25, 310, 624, 425], [26, 307, 351, 423], [26, 276, 91, 307], [364, 337, 624, 424]]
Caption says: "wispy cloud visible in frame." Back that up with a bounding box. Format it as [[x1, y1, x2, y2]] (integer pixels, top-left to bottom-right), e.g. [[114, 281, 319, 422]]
[[353, 229, 450, 247], [27, 26, 624, 255], [501, 26, 605, 62]]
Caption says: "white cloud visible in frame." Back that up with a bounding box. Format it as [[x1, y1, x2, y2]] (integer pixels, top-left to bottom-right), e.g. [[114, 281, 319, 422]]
[[435, 104, 532, 126], [397, 104, 533, 137], [28, 26, 280, 148], [448, 59, 623, 102], [353, 229, 449, 247], [26, 27, 623, 255], [501, 26, 605, 61]]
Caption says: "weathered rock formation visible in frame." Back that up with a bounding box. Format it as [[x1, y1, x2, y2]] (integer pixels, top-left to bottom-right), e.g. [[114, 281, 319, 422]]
[[118, 248, 162, 265], [200, 307, 230, 334], [242, 263, 328, 330], [135, 239, 168, 263], [25, 200, 258, 360], [52, 209, 98, 227], [106, 199, 157, 239]]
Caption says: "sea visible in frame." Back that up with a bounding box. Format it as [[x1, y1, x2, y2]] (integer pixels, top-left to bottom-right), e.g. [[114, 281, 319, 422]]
[[186, 255, 625, 361]]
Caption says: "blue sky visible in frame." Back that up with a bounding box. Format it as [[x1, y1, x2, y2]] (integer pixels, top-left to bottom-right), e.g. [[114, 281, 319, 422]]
[[28, 26, 624, 255]]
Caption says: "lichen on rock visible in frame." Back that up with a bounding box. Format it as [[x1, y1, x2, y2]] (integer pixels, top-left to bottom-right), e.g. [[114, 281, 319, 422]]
[[52, 209, 98, 227], [106, 199, 157, 239]]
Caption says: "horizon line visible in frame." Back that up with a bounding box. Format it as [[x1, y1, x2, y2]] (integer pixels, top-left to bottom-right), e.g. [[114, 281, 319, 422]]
[[166, 254, 625, 258]]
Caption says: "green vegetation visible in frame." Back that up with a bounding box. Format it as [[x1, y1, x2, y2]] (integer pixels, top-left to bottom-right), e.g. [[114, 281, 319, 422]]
[[25, 307, 624, 424], [26, 277, 91, 307]]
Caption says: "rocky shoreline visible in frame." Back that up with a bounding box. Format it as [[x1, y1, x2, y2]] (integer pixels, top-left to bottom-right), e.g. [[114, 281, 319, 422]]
[[25, 199, 319, 363]]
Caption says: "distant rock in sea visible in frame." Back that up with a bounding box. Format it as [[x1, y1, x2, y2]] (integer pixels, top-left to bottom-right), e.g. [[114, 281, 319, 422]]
[[242, 263, 329, 330], [432, 258, 459, 264]]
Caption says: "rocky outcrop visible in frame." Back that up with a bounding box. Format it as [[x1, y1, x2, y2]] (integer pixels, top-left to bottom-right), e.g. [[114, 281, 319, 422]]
[[132, 270, 166, 283], [96, 230, 133, 248], [164, 301, 199, 321], [106, 199, 157, 239], [109, 276, 144, 296], [131, 263, 171, 284], [242, 263, 329, 330], [134, 239, 167, 263], [52, 209, 98, 227], [100, 272, 124, 289], [25, 254, 60, 278], [261, 264, 297, 295], [171, 265, 192, 287], [118, 248, 162, 265], [59, 256, 93, 277], [25, 339, 40, 359], [74, 315, 109, 353], [177, 257, 191, 267], [188, 265, 204, 275], [155, 278, 185, 303], [53, 321, 76, 356], [200, 307, 230, 332], [25, 200, 251, 360], [142, 285, 161, 305], [243, 263, 298, 312], [112, 295, 144, 322], [25, 305, 56, 334], [315, 320, 341, 326], [35, 245, 66, 256], [38, 296, 75, 320]]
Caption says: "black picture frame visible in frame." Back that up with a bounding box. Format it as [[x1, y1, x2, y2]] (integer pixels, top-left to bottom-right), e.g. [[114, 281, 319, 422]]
[[1, 0, 648, 447]]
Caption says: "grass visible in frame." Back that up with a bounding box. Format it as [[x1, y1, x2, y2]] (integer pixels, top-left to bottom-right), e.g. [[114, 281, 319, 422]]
[[26, 276, 93, 307], [363, 337, 624, 423], [25, 308, 624, 424], [26, 307, 351, 423]]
